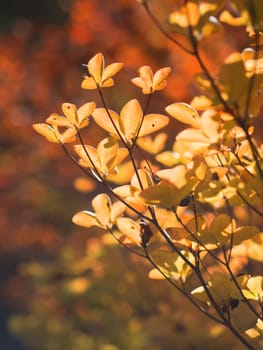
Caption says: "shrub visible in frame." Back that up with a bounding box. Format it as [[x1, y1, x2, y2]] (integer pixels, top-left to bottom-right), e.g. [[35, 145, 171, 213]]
[[34, 1, 263, 349]]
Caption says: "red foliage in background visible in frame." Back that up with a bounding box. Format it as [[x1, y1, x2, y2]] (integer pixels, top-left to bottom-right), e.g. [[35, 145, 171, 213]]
[[0, 2, 258, 349]]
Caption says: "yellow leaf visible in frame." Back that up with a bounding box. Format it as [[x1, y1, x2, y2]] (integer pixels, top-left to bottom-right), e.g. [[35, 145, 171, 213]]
[[131, 169, 153, 190], [61, 103, 78, 125], [140, 178, 198, 209], [92, 193, 112, 227], [152, 67, 171, 91], [176, 128, 210, 143], [59, 127, 77, 143], [137, 133, 167, 154], [101, 78, 114, 88], [82, 53, 123, 89], [61, 101, 95, 129], [106, 161, 134, 184], [138, 113, 169, 137], [74, 138, 128, 177], [131, 66, 171, 94], [165, 103, 201, 128], [191, 273, 244, 304], [46, 113, 72, 127], [81, 76, 97, 89], [72, 211, 98, 228], [150, 249, 194, 282], [63, 101, 96, 128], [200, 109, 221, 143], [93, 100, 169, 142], [131, 66, 153, 93], [116, 217, 141, 245], [33, 123, 59, 143], [244, 276, 263, 300], [156, 164, 187, 187], [148, 268, 166, 280], [92, 108, 120, 138], [110, 201, 126, 223], [102, 62, 124, 82], [97, 137, 119, 172], [233, 226, 259, 245], [87, 52, 104, 84], [119, 99, 142, 141], [74, 144, 99, 169]]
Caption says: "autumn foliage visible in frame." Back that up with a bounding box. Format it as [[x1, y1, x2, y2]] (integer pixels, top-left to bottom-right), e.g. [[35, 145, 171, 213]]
[[2, 0, 263, 349]]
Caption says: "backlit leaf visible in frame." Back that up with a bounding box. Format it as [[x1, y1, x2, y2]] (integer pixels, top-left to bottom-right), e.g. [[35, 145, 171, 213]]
[[140, 178, 198, 209], [138, 114, 169, 137], [137, 133, 167, 154], [165, 103, 201, 128], [93, 100, 169, 142], [117, 217, 141, 245], [72, 211, 98, 228], [33, 123, 59, 143], [119, 99, 142, 141], [150, 249, 195, 283], [92, 193, 112, 227], [92, 108, 120, 138]]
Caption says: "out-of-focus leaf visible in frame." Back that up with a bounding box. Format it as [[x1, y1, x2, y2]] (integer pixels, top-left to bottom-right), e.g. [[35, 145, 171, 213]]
[[137, 133, 167, 154]]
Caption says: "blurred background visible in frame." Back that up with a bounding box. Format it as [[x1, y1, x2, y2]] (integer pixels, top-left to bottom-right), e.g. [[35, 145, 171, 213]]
[[0, 0, 255, 349]]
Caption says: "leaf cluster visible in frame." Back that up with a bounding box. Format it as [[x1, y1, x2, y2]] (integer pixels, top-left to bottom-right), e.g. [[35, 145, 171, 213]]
[[33, 1, 263, 349]]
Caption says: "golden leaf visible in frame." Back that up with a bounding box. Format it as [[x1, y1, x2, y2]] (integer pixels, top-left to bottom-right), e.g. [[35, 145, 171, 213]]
[[165, 103, 201, 128]]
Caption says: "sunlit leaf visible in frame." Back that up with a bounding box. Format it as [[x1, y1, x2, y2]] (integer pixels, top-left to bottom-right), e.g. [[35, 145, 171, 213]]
[[117, 217, 141, 245], [106, 161, 134, 184], [148, 268, 166, 280], [82, 52, 123, 89], [191, 273, 248, 305], [102, 62, 124, 82], [119, 99, 142, 141], [137, 133, 167, 154], [92, 108, 120, 138], [242, 276, 263, 301], [72, 210, 98, 228], [138, 113, 169, 138], [92, 194, 112, 227], [62, 102, 96, 128], [46, 113, 72, 127], [150, 249, 195, 283], [74, 137, 128, 177], [93, 100, 169, 143], [33, 123, 59, 143], [165, 103, 201, 128], [152, 67, 171, 91], [88, 52, 104, 83], [140, 177, 198, 210], [132, 66, 171, 94], [73, 193, 125, 230]]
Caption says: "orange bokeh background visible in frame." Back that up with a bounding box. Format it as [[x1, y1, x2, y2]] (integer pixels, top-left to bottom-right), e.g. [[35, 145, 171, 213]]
[[0, 1, 260, 349]]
